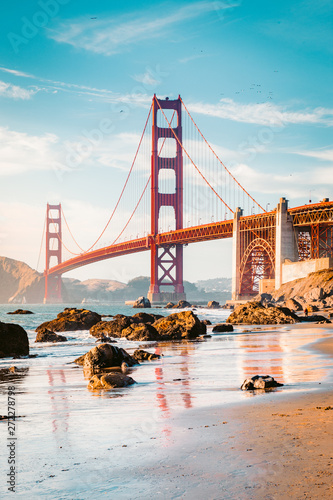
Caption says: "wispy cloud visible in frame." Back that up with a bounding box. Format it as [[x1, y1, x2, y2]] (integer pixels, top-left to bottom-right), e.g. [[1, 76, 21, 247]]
[[296, 148, 333, 162], [0, 80, 36, 100], [0, 65, 151, 106], [0, 126, 64, 175], [188, 98, 333, 126], [47, 2, 235, 55], [132, 71, 160, 86]]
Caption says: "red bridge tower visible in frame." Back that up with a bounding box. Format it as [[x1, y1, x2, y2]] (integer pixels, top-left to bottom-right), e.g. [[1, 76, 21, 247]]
[[44, 203, 62, 303], [148, 95, 186, 303]]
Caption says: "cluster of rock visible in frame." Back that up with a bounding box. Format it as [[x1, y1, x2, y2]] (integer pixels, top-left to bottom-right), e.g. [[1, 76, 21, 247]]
[[36, 308, 102, 333], [164, 300, 222, 310], [7, 309, 34, 315], [241, 375, 283, 390], [74, 342, 161, 390], [227, 302, 300, 324], [256, 268, 333, 313], [90, 310, 206, 341]]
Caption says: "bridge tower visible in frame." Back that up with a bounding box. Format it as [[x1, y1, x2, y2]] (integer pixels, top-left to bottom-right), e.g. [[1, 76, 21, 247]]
[[44, 203, 62, 303], [148, 95, 186, 304]]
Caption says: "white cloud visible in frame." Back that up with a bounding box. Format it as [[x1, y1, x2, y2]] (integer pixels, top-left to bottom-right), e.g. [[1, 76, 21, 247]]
[[0, 80, 35, 100], [132, 72, 160, 86], [0, 67, 35, 78], [296, 148, 333, 162], [187, 98, 333, 126], [0, 127, 65, 175], [47, 2, 235, 55]]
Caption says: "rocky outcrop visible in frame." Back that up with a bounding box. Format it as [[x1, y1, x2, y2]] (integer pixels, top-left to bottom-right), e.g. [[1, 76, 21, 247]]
[[284, 298, 303, 311], [152, 310, 206, 340], [88, 373, 136, 390], [132, 312, 163, 323], [0, 321, 29, 358], [212, 323, 234, 332], [35, 328, 67, 343], [227, 302, 300, 324], [75, 344, 138, 373], [0, 256, 45, 304], [133, 296, 151, 308], [36, 308, 102, 333], [172, 300, 191, 309], [121, 323, 160, 341], [207, 301, 220, 309], [132, 349, 161, 362], [90, 315, 132, 338], [241, 375, 283, 390], [165, 302, 175, 309], [7, 309, 34, 315]]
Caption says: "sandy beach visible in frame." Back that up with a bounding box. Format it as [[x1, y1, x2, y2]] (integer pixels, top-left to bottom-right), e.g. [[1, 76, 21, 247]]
[[1, 305, 333, 499]]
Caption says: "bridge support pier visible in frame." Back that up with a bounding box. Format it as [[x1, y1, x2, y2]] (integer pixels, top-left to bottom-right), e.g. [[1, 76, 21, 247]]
[[231, 207, 243, 301], [275, 197, 299, 290], [44, 203, 63, 303]]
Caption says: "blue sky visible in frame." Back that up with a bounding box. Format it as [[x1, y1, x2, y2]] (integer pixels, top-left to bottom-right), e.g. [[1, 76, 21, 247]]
[[0, 0, 332, 283]]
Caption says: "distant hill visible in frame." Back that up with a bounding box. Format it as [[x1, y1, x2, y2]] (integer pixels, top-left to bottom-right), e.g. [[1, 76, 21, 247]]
[[0, 256, 44, 303], [0, 256, 231, 304]]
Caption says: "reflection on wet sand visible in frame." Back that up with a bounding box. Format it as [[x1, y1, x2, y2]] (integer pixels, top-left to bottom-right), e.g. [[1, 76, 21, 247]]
[[47, 369, 70, 446], [236, 327, 332, 387]]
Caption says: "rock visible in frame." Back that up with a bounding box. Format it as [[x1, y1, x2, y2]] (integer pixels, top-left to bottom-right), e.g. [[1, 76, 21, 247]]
[[226, 302, 300, 324], [121, 323, 160, 341], [202, 319, 212, 325], [172, 300, 191, 309], [36, 308, 102, 333], [165, 302, 175, 309], [153, 311, 206, 340], [90, 315, 132, 338], [212, 323, 234, 332], [76, 343, 138, 373], [88, 372, 136, 390], [305, 304, 319, 312], [35, 328, 67, 343], [207, 301, 220, 309], [7, 309, 34, 315], [132, 349, 161, 362], [0, 321, 29, 358], [284, 298, 303, 311], [133, 296, 151, 308], [132, 312, 163, 324], [302, 315, 331, 323], [241, 375, 283, 390], [304, 287, 324, 302]]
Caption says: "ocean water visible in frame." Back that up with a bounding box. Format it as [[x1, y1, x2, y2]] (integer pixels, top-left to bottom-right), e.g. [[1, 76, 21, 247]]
[[0, 302, 332, 499]]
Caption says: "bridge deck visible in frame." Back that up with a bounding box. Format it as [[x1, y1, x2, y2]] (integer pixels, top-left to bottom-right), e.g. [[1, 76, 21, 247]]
[[46, 201, 333, 277]]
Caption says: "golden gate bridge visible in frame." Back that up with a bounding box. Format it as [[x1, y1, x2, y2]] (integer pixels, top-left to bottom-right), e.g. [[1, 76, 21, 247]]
[[41, 95, 333, 303]]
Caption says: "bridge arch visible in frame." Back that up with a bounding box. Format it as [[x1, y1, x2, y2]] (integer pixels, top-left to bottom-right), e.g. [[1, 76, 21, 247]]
[[240, 237, 275, 296]]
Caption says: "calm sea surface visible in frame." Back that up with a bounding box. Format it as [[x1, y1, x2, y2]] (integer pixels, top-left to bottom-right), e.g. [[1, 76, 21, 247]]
[[0, 302, 332, 498]]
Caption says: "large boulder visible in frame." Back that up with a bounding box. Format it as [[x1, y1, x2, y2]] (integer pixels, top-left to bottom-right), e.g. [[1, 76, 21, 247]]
[[153, 311, 206, 340], [226, 302, 300, 324], [304, 287, 324, 302], [133, 296, 151, 308], [90, 315, 132, 338], [121, 323, 160, 341], [212, 323, 234, 333], [207, 301, 220, 309], [241, 375, 283, 390], [132, 349, 161, 362], [165, 302, 175, 309], [35, 328, 67, 343], [132, 312, 163, 324], [7, 309, 34, 315], [88, 373, 136, 390], [284, 298, 303, 311], [75, 343, 138, 372], [36, 308, 101, 333], [0, 321, 29, 358], [172, 300, 191, 309]]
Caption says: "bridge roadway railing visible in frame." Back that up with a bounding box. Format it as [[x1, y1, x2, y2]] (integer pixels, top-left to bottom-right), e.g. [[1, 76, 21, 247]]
[[45, 220, 234, 277]]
